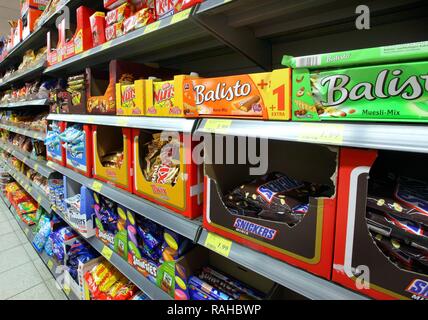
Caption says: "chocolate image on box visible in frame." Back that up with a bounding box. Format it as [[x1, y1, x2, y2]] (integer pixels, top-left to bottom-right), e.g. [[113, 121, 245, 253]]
[[142, 132, 180, 187], [223, 172, 329, 226]]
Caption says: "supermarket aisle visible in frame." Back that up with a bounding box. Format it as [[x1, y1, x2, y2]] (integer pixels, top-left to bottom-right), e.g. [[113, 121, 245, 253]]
[[0, 200, 67, 300]]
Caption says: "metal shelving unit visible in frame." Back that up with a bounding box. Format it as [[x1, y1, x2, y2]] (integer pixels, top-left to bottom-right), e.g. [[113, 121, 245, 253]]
[[197, 229, 368, 300], [0, 142, 55, 177], [47, 114, 198, 132], [47, 161, 201, 242], [2, 160, 51, 212], [0, 99, 49, 109], [0, 61, 46, 89], [196, 119, 428, 154], [0, 123, 46, 141], [2, 195, 78, 300]]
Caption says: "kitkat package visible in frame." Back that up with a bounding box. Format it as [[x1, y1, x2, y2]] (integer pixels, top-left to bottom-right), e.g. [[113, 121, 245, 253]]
[[283, 41, 428, 122]]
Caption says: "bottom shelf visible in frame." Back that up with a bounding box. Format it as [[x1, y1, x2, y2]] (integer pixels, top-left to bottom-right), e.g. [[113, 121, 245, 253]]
[[0, 192, 78, 300]]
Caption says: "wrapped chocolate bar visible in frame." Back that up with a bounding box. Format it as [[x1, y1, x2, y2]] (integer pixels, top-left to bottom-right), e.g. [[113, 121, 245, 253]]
[[224, 172, 324, 225], [372, 233, 428, 275], [143, 133, 180, 186]]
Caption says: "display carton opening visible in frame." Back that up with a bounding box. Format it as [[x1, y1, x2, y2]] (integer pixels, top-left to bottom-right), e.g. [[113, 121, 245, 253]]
[[90, 68, 110, 97], [137, 129, 181, 186], [96, 126, 124, 170], [366, 150, 428, 277], [205, 135, 337, 228]]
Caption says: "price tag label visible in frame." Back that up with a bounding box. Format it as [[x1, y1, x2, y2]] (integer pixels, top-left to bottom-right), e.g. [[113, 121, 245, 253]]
[[171, 8, 191, 24], [101, 42, 111, 51], [101, 246, 113, 261], [116, 118, 128, 127], [298, 123, 344, 145], [24, 228, 29, 235], [37, 195, 42, 203], [204, 232, 232, 257], [144, 21, 161, 34], [204, 119, 232, 134], [47, 259, 54, 270], [92, 181, 103, 193], [63, 284, 71, 295], [34, 164, 39, 171], [86, 116, 95, 124]]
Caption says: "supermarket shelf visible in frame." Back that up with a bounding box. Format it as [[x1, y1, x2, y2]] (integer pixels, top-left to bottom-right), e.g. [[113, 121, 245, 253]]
[[3, 160, 52, 212], [43, 5, 222, 75], [0, 99, 49, 109], [0, 142, 55, 178], [0, 61, 46, 89], [198, 229, 368, 300], [0, 123, 46, 141], [0, 0, 82, 70], [47, 161, 201, 242], [52, 206, 166, 300], [47, 114, 198, 132], [5, 203, 78, 300], [196, 119, 428, 154]]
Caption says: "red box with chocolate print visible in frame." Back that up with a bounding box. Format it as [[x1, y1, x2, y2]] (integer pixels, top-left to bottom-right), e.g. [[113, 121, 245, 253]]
[[333, 148, 428, 300], [203, 139, 341, 279]]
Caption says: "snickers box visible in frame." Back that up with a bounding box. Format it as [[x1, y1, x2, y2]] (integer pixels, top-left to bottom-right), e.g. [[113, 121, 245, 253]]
[[203, 138, 343, 279], [333, 148, 428, 300]]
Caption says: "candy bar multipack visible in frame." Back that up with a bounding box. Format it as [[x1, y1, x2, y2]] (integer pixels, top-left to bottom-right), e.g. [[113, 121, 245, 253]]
[[283, 41, 428, 122], [333, 149, 428, 300], [183, 69, 291, 120]]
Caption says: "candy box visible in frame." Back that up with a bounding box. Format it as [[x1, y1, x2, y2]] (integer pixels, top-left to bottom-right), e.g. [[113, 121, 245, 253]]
[[203, 138, 344, 279], [63, 176, 96, 238], [283, 41, 428, 122], [115, 80, 144, 116], [333, 149, 428, 300], [46, 121, 66, 166], [105, 21, 124, 41], [145, 74, 198, 117], [156, 0, 202, 20], [90, 12, 106, 47], [93, 192, 128, 260], [62, 123, 93, 177], [183, 69, 291, 120], [93, 125, 133, 192], [65, 73, 88, 114], [13, 20, 22, 46], [22, 8, 43, 39], [20, 0, 48, 16], [132, 129, 203, 219], [105, 2, 131, 26]]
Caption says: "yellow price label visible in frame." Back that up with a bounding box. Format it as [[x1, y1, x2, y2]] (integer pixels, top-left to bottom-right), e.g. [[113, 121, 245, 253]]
[[86, 116, 95, 124], [298, 123, 344, 145], [204, 232, 232, 257], [101, 42, 111, 51], [116, 118, 128, 127], [24, 228, 29, 235], [171, 8, 191, 24], [204, 119, 232, 134], [47, 259, 54, 270], [37, 195, 42, 203], [144, 21, 161, 34], [63, 284, 71, 295], [101, 246, 113, 261], [34, 164, 39, 171], [92, 181, 103, 193]]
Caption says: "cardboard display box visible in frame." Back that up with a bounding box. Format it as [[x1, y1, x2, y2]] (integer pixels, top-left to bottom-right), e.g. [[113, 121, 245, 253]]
[[93, 125, 132, 192], [203, 138, 340, 279], [47, 6, 94, 66], [132, 129, 203, 219], [20, 0, 48, 17], [333, 148, 428, 300], [64, 123, 93, 177], [46, 121, 66, 166], [13, 20, 22, 47], [62, 176, 96, 238], [283, 41, 428, 122], [183, 69, 291, 120], [22, 8, 43, 39], [143, 74, 199, 117]]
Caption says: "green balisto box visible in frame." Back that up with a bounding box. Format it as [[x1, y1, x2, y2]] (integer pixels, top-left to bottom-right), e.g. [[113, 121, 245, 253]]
[[282, 41, 428, 122]]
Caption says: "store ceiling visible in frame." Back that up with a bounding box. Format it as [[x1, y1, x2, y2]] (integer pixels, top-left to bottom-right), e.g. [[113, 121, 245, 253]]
[[0, 0, 20, 38]]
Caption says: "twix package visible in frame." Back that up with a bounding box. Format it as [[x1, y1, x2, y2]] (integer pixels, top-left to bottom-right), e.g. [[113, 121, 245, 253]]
[[183, 69, 291, 120]]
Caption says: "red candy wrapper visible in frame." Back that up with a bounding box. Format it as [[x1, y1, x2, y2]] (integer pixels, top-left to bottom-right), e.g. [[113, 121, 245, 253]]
[[156, 0, 202, 19]]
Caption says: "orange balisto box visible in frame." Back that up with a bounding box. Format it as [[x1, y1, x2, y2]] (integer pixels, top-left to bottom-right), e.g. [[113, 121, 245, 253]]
[[183, 69, 291, 120]]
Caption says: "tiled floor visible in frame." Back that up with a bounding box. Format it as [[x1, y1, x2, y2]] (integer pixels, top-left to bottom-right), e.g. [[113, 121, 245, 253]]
[[0, 200, 67, 300]]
